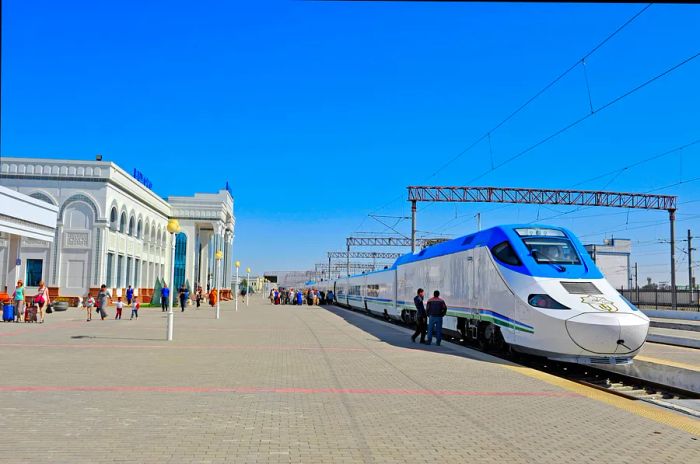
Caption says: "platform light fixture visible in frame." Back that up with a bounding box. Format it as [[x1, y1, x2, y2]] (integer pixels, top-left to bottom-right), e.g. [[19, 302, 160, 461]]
[[215, 250, 224, 320], [235, 260, 241, 312], [165, 219, 181, 341]]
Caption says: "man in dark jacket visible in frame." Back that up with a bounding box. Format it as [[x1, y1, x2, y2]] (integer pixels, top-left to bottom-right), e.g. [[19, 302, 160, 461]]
[[411, 288, 427, 344], [425, 290, 447, 346]]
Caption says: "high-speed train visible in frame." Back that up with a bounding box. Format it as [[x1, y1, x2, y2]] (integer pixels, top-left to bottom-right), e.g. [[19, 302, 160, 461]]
[[324, 225, 649, 365]]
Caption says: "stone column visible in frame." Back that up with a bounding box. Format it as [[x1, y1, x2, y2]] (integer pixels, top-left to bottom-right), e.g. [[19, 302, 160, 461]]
[[5, 236, 21, 296], [95, 224, 109, 287]]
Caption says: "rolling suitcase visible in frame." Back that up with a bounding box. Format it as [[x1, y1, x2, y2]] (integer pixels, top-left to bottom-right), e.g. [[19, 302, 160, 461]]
[[26, 306, 38, 323], [2, 304, 14, 322]]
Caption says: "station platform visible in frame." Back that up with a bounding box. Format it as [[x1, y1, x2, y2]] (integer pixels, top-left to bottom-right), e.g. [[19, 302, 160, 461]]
[[646, 315, 700, 349], [0, 298, 698, 463]]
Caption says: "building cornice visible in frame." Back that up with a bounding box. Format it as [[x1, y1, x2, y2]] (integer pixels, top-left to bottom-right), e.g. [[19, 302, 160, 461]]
[[1, 157, 171, 216]]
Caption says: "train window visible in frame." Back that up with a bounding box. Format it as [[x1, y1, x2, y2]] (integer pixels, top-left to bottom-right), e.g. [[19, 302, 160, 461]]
[[521, 237, 581, 265], [367, 284, 380, 297], [491, 241, 522, 266]]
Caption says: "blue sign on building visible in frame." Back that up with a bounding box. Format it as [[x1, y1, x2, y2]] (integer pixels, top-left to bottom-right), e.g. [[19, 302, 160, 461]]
[[132, 169, 153, 190]]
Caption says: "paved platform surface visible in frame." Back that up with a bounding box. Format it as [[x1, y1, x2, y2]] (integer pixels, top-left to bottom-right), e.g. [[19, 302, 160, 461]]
[[1, 298, 699, 464], [648, 327, 700, 348], [640, 343, 700, 371], [650, 317, 700, 332]]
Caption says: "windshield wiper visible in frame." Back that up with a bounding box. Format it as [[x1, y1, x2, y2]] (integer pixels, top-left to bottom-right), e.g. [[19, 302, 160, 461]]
[[531, 250, 566, 272]]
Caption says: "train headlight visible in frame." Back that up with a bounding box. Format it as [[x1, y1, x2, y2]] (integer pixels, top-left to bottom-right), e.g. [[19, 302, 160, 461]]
[[528, 294, 570, 310]]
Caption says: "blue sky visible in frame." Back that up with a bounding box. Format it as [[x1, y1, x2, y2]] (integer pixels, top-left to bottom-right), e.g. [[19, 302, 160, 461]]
[[2, 1, 699, 284]]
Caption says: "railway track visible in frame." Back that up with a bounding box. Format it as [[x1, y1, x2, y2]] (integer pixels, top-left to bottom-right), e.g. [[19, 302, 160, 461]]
[[328, 303, 700, 418]]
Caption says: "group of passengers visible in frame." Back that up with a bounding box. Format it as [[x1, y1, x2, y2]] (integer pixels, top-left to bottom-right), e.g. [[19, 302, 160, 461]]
[[411, 288, 448, 346], [269, 288, 334, 306]]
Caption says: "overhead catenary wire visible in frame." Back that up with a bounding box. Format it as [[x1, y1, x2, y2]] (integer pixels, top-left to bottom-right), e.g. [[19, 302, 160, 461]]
[[427, 3, 653, 180], [356, 4, 654, 230], [466, 49, 700, 185], [432, 138, 700, 234]]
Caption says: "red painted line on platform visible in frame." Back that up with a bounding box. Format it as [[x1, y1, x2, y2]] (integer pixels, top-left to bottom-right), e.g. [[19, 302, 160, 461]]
[[0, 385, 579, 397], [0, 342, 406, 352]]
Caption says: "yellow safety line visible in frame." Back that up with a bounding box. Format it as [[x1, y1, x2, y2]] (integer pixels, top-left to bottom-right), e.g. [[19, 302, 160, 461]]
[[636, 355, 700, 372], [501, 364, 700, 437]]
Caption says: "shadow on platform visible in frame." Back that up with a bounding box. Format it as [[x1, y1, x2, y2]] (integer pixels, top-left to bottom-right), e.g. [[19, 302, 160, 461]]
[[320, 304, 514, 367]]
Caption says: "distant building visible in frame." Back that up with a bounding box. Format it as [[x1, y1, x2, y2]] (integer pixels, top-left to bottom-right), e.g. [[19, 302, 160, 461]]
[[584, 238, 631, 290], [263, 270, 316, 288], [0, 157, 235, 299]]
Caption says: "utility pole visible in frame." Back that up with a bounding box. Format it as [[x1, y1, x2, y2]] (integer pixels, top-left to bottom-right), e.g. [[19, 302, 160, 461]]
[[688, 229, 695, 304], [411, 200, 417, 253], [634, 262, 639, 304], [669, 210, 677, 310]]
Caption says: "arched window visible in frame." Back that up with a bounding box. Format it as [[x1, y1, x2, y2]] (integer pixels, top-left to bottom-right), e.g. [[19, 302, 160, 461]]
[[119, 212, 127, 233], [128, 216, 135, 236], [174, 232, 188, 290], [110, 207, 118, 231], [137, 220, 143, 239]]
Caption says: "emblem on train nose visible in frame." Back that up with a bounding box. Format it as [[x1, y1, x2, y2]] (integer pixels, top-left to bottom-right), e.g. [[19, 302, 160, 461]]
[[580, 295, 619, 312]]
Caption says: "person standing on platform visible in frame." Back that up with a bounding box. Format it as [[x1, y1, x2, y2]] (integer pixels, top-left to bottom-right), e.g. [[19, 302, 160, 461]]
[[12, 280, 25, 323], [115, 297, 124, 320], [196, 286, 202, 308], [425, 290, 447, 346], [126, 285, 134, 305], [85, 293, 95, 322], [411, 288, 427, 344], [161, 284, 169, 312], [97, 284, 112, 321], [35, 280, 50, 324], [130, 296, 139, 320], [178, 284, 188, 312]]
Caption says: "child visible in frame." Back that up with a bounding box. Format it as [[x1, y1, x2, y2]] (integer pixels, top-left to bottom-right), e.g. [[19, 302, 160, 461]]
[[85, 294, 95, 321], [115, 296, 123, 320], [130, 297, 139, 320]]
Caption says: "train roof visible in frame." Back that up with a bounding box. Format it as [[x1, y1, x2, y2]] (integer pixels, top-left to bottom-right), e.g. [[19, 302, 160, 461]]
[[341, 224, 602, 280]]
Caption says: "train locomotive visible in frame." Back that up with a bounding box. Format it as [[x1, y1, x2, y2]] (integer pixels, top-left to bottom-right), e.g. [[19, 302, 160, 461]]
[[330, 225, 649, 365]]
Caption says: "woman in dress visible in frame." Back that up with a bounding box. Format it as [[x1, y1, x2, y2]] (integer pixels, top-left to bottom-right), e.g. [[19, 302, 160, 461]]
[[35, 280, 50, 323]]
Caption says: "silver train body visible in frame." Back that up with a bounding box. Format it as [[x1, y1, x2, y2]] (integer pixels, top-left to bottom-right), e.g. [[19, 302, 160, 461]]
[[326, 225, 649, 365]]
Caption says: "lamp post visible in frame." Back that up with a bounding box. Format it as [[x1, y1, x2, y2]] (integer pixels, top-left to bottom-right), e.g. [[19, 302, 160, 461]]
[[166, 219, 180, 341], [246, 267, 251, 306], [235, 260, 240, 312], [215, 250, 223, 319]]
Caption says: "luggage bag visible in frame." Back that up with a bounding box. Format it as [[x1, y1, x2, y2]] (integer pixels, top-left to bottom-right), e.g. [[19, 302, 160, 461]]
[[25, 306, 38, 322], [3, 304, 14, 322]]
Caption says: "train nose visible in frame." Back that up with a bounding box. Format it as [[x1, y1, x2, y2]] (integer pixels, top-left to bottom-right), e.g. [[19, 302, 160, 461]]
[[565, 313, 649, 355]]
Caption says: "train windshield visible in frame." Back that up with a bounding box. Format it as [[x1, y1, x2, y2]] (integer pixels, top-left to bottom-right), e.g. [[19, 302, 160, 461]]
[[515, 228, 581, 265]]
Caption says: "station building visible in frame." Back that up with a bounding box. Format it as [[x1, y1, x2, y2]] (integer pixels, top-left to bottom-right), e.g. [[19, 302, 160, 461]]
[[0, 185, 59, 302], [0, 157, 235, 302]]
